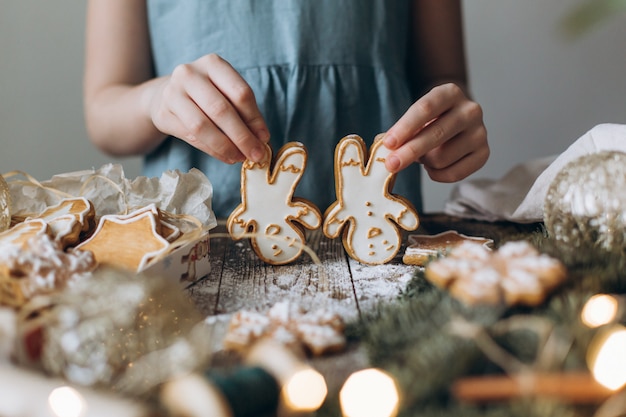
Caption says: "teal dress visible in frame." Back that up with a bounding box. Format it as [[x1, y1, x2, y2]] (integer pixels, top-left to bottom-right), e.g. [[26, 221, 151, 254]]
[[145, 0, 422, 218]]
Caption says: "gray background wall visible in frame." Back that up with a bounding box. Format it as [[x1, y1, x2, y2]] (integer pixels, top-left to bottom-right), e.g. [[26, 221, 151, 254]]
[[1, 1, 625, 213]]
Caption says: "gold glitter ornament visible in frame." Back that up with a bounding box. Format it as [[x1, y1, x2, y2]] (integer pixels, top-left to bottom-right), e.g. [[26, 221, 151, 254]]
[[544, 151, 626, 260], [0, 174, 10, 232], [16, 268, 213, 397]]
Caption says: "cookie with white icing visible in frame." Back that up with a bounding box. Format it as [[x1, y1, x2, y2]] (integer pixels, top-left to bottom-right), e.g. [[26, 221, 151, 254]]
[[0, 219, 49, 250], [323, 134, 420, 265], [402, 230, 494, 266], [75, 204, 170, 272], [30, 197, 95, 248], [227, 142, 322, 265]]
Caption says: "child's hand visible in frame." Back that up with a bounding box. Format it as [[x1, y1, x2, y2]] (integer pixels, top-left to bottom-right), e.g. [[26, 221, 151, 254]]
[[149, 53, 270, 164], [383, 83, 489, 182]]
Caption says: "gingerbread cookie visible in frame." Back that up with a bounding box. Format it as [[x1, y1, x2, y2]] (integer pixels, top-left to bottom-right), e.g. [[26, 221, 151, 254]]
[[0, 219, 49, 250], [0, 233, 95, 308], [30, 197, 95, 248], [227, 142, 322, 265], [75, 204, 170, 271], [402, 231, 494, 266], [323, 134, 419, 265], [424, 241, 567, 306], [223, 301, 345, 356]]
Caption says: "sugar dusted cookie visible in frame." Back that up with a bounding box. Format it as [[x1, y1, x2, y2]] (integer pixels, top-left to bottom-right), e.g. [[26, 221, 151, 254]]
[[75, 204, 170, 271], [424, 240, 567, 306], [227, 142, 322, 265], [402, 231, 494, 266], [31, 197, 95, 248], [0, 233, 95, 308], [323, 134, 419, 265], [223, 301, 345, 357]]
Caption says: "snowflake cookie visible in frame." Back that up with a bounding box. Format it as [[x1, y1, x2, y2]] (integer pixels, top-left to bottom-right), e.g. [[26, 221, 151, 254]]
[[223, 301, 345, 357], [425, 240, 567, 306], [227, 142, 322, 265], [323, 134, 419, 265]]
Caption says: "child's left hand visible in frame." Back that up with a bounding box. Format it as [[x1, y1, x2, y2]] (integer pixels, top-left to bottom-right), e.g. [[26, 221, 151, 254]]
[[383, 83, 489, 182]]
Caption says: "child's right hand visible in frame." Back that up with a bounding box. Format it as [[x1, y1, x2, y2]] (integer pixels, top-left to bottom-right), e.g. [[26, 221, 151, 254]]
[[148, 53, 270, 164]]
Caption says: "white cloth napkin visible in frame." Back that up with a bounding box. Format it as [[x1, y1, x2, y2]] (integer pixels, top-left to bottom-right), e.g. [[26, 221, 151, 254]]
[[444, 123, 626, 223]]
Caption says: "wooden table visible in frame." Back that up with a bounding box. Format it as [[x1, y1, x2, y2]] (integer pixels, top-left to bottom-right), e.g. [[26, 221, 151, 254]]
[[185, 214, 542, 393]]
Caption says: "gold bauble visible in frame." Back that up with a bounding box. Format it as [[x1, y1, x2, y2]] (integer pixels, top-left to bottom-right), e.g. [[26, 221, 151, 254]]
[[544, 151, 626, 260], [0, 174, 10, 232]]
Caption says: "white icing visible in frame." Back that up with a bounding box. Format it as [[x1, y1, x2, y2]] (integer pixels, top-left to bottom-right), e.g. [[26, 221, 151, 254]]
[[228, 143, 321, 265], [0, 219, 48, 249], [31, 197, 93, 243], [36, 197, 91, 223], [324, 135, 419, 265]]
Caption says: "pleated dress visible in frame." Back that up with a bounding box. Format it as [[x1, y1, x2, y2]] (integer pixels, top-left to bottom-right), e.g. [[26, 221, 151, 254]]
[[145, 0, 422, 217]]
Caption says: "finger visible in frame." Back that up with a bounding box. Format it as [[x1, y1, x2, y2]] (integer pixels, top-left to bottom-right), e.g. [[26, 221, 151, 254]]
[[384, 106, 467, 173], [424, 145, 490, 183], [177, 69, 263, 163], [384, 83, 464, 150], [204, 54, 270, 144], [167, 91, 245, 164], [418, 123, 488, 169]]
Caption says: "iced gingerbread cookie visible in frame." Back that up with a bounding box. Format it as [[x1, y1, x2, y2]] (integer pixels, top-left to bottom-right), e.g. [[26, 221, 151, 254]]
[[30, 197, 95, 248], [0, 233, 95, 308], [425, 240, 567, 306], [227, 142, 322, 265], [402, 230, 493, 266], [323, 134, 419, 265], [223, 301, 345, 357], [75, 204, 170, 271], [0, 219, 49, 250]]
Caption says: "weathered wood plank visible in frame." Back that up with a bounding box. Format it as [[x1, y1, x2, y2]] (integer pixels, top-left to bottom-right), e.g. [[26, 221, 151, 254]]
[[185, 224, 228, 316], [213, 226, 359, 319], [419, 213, 544, 245]]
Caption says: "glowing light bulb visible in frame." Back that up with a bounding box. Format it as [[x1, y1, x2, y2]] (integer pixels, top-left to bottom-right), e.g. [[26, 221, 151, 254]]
[[340, 368, 399, 417], [588, 326, 626, 391], [283, 368, 328, 412], [582, 294, 619, 327], [48, 386, 86, 417]]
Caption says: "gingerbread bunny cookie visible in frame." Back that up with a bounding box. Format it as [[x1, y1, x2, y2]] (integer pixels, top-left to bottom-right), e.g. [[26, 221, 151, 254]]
[[227, 142, 322, 265], [323, 134, 419, 265]]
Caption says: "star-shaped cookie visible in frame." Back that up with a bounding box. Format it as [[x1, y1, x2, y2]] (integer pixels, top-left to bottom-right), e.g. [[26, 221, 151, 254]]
[[402, 230, 493, 266], [75, 206, 170, 271], [32, 197, 95, 248]]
